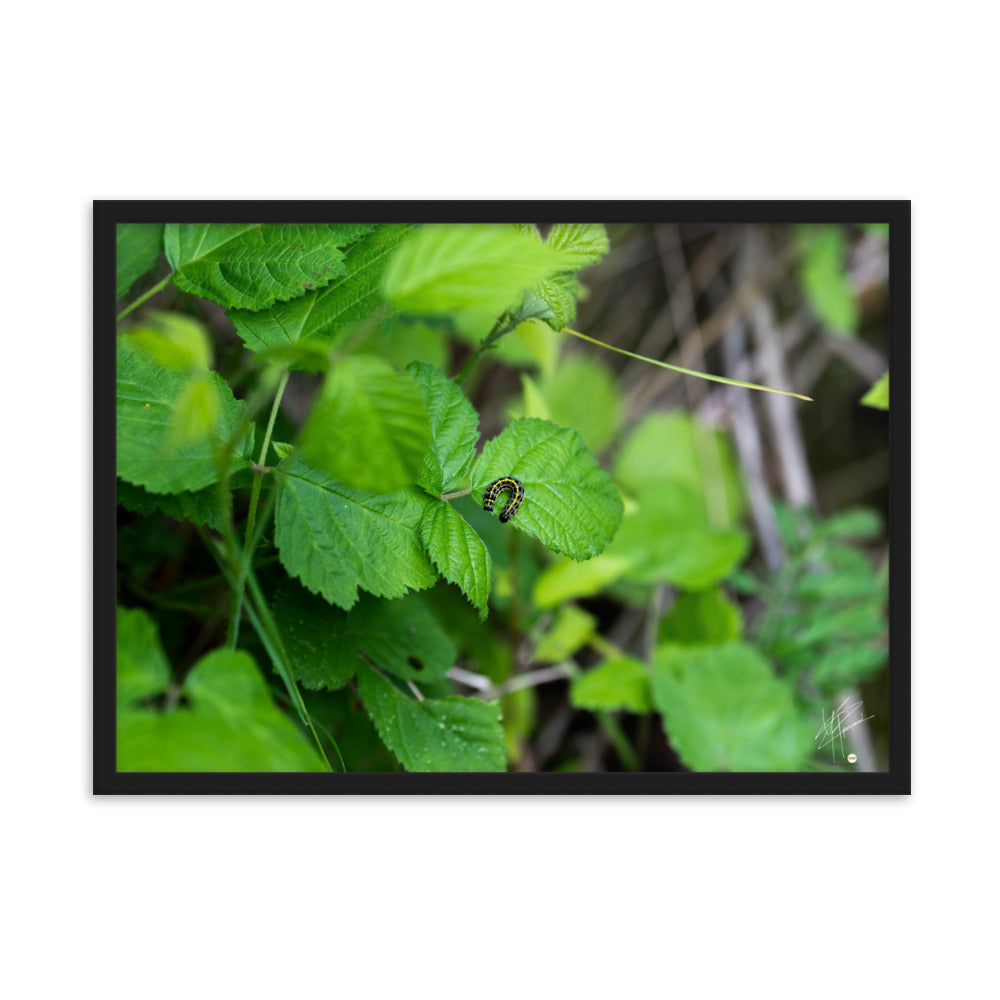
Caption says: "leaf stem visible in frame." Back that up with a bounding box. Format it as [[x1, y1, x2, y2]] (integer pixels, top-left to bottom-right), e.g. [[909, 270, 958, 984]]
[[116, 273, 174, 323], [563, 327, 813, 402], [453, 314, 516, 384]]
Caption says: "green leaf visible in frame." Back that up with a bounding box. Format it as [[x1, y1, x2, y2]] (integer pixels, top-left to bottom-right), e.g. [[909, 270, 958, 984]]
[[273, 579, 456, 690], [658, 588, 743, 645], [861, 371, 889, 410], [651, 642, 814, 771], [571, 656, 652, 713], [357, 664, 506, 772], [615, 412, 745, 527], [797, 226, 858, 336], [299, 355, 431, 492], [536, 355, 623, 454], [359, 318, 448, 372], [116, 607, 171, 707], [812, 507, 883, 542], [608, 485, 750, 590], [116, 335, 250, 494], [164, 223, 375, 310], [544, 223, 609, 270], [126, 311, 213, 372], [229, 224, 415, 353], [810, 644, 887, 689], [383, 224, 569, 318], [532, 553, 632, 607], [116, 223, 164, 299], [470, 417, 623, 561], [419, 502, 493, 620], [118, 649, 326, 772], [533, 604, 596, 662], [274, 454, 437, 610], [117, 477, 232, 532], [407, 361, 480, 493]]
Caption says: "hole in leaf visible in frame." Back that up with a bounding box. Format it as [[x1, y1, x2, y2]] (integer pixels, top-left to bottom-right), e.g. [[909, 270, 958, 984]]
[[407, 656, 424, 673]]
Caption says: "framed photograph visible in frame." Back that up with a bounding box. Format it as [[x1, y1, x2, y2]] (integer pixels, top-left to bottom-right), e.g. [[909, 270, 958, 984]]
[[96, 201, 909, 793]]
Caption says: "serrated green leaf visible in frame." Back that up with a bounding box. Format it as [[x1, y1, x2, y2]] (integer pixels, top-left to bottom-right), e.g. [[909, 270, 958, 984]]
[[407, 361, 480, 493], [861, 371, 889, 410], [419, 502, 492, 620], [797, 226, 858, 336], [651, 642, 814, 771], [229, 224, 415, 353], [658, 588, 743, 645], [533, 604, 596, 662], [299, 355, 431, 492], [118, 649, 326, 772], [273, 578, 456, 690], [357, 664, 506, 772], [164, 223, 375, 310], [116, 607, 171, 707], [571, 656, 652, 713], [117, 335, 250, 494], [544, 223, 609, 270], [470, 418, 623, 561], [537, 355, 623, 453], [116, 477, 233, 532], [116, 223, 164, 299], [383, 223, 570, 318], [274, 455, 437, 610]]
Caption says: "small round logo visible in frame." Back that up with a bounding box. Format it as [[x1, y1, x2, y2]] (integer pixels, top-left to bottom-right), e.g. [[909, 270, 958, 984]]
[[847, 753, 858, 764]]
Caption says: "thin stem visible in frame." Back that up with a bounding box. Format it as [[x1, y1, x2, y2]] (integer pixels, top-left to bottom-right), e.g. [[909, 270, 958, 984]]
[[453, 314, 516, 384], [440, 488, 472, 501], [116, 273, 174, 323], [227, 370, 290, 650], [563, 326, 813, 402]]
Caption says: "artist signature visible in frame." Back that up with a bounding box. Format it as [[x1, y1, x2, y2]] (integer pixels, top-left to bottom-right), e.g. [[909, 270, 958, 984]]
[[815, 697, 874, 763]]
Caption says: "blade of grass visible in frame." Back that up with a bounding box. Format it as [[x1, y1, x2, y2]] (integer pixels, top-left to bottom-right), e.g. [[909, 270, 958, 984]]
[[564, 327, 812, 401]]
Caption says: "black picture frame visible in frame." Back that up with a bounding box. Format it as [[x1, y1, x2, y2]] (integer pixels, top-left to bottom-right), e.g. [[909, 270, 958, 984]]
[[95, 200, 910, 794]]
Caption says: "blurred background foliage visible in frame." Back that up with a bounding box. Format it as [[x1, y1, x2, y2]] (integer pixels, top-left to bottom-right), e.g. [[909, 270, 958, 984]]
[[117, 220, 890, 772]]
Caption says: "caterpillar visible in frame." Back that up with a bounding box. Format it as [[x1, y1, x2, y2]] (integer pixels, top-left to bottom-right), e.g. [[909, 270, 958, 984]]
[[483, 476, 525, 524]]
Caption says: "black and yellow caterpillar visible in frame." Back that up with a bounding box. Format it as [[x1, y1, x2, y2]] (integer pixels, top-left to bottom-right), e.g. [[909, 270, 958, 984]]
[[483, 476, 525, 524]]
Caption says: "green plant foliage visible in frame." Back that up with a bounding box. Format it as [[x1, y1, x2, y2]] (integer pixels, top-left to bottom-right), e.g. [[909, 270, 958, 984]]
[[116, 617, 325, 772], [520, 223, 610, 331], [359, 318, 448, 372], [861, 371, 889, 410], [116, 334, 251, 494], [274, 454, 437, 610], [117, 478, 231, 532], [273, 579, 456, 690], [533, 604, 596, 663], [751, 504, 888, 696], [605, 412, 749, 589], [357, 665, 505, 772], [383, 223, 570, 318], [126, 311, 214, 372], [531, 553, 632, 607], [571, 657, 652, 713], [419, 502, 493, 620], [471, 418, 623, 561], [797, 226, 859, 336], [651, 642, 815, 771], [299, 355, 431, 492], [116, 223, 164, 299], [116, 607, 171, 706], [658, 588, 743, 645], [407, 361, 479, 494], [164, 223, 375, 310], [531, 355, 623, 454], [229, 224, 415, 353]]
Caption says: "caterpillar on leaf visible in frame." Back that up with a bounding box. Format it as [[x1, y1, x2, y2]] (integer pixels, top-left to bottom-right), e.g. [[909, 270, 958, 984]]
[[483, 476, 524, 524]]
